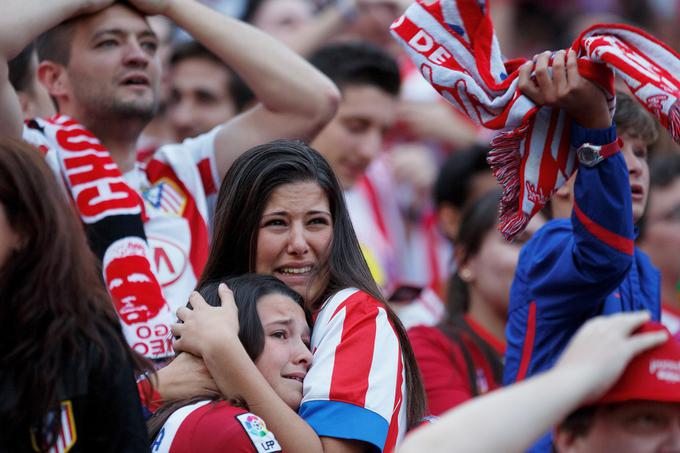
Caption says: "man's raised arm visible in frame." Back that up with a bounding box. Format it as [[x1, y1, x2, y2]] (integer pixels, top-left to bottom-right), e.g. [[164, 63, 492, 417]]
[[131, 0, 340, 178], [0, 0, 114, 137]]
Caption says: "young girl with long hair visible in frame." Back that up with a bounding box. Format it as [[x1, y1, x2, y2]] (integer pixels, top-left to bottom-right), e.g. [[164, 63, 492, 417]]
[[148, 274, 312, 452], [0, 138, 150, 452]]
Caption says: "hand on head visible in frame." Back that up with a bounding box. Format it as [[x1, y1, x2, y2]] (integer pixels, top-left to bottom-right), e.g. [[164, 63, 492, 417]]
[[78, 0, 116, 14], [172, 283, 240, 357], [555, 311, 668, 404], [518, 49, 612, 129]]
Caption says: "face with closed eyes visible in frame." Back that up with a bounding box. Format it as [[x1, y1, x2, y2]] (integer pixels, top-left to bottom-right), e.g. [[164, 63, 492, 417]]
[[255, 182, 333, 304], [254, 292, 313, 410]]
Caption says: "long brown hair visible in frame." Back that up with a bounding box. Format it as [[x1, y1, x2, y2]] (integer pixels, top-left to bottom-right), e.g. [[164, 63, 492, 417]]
[[438, 190, 505, 395], [0, 138, 150, 447], [199, 139, 427, 428]]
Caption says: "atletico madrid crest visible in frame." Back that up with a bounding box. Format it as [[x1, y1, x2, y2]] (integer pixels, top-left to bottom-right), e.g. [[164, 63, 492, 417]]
[[30, 400, 77, 453]]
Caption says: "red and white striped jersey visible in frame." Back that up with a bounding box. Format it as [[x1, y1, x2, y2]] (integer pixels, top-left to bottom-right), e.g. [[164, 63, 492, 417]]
[[300, 288, 408, 452], [23, 125, 220, 357], [151, 400, 282, 453]]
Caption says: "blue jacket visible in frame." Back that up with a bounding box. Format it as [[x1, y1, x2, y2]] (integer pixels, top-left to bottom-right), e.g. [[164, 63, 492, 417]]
[[503, 123, 660, 452]]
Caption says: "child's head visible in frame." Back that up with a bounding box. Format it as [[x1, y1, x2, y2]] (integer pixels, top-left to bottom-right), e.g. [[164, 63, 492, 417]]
[[614, 92, 658, 223], [197, 274, 312, 410]]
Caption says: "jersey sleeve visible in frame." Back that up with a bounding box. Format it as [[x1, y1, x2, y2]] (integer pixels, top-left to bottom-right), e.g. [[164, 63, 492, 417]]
[[159, 126, 222, 197], [408, 326, 471, 416], [300, 291, 403, 452], [517, 122, 634, 316]]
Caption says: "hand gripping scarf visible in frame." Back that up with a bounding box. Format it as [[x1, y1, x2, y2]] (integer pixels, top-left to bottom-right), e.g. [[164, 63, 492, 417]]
[[29, 115, 172, 359], [390, 0, 680, 240]]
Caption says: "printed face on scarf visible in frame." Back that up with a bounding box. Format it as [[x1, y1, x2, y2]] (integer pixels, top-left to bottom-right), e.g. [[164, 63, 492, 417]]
[[255, 182, 333, 305], [57, 5, 161, 122], [311, 84, 397, 190], [255, 292, 312, 410]]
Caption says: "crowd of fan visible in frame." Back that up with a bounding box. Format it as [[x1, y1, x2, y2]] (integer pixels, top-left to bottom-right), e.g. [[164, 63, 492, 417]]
[[1, 0, 679, 452]]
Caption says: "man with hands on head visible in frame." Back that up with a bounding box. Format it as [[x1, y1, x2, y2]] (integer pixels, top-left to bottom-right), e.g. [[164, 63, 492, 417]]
[[503, 49, 660, 452], [0, 0, 339, 360]]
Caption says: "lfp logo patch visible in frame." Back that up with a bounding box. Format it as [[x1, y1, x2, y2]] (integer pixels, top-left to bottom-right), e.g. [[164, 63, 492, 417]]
[[236, 413, 282, 452]]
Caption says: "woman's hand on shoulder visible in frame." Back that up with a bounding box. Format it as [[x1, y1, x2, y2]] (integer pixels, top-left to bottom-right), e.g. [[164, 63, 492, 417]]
[[156, 352, 219, 401]]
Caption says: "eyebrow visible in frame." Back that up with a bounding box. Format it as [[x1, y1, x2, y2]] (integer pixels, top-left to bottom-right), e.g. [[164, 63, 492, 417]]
[[91, 28, 158, 41], [262, 210, 331, 217], [263, 318, 294, 327]]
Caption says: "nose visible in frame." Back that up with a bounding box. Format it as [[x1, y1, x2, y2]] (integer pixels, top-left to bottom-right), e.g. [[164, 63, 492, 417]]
[[356, 129, 382, 162], [294, 340, 313, 370], [169, 98, 194, 139], [622, 140, 643, 177], [123, 39, 151, 67], [286, 223, 309, 255]]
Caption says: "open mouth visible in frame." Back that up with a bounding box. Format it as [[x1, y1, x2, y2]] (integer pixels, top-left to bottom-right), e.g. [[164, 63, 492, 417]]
[[631, 184, 644, 199], [121, 74, 150, 87], [283, 375, 304, 383], [277, 266, 312, 275]]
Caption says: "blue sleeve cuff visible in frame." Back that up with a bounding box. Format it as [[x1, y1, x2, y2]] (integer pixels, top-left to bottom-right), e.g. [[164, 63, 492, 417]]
[[299, 400, 388, 452], [570, 121, 617, 147]]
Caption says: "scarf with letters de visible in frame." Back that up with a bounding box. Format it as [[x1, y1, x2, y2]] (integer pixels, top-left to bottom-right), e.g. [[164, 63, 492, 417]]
[[27, 115, 172, 358], [391, 0, 680, 240]]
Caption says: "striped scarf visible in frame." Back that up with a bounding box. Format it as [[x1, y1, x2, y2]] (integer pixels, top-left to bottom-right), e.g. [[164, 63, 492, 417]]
[[28, 115, 171, 359], [391, 0, 680, 239]]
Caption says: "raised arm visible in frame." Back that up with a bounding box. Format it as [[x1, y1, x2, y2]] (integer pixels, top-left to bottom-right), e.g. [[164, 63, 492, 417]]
[[131, 0, 340, 179], [0, 0, 113, 137], [515, 49, 635, 311], [398, 312, 667, 453]]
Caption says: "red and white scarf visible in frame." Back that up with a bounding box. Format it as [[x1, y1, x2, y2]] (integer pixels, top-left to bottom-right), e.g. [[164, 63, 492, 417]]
[[28, 115, 172, 359], [391, 0, 680, 239]]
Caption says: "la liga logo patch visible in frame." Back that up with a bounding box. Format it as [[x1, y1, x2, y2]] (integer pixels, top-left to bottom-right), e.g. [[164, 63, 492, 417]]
[[236, 413, 282, 452]]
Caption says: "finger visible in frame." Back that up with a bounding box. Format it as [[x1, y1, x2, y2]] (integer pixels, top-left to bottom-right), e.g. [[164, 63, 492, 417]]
[[518, 60, 540, 101], [533, 51, 554, 94], [552, 50, 568, 95], [170, 322, 183, 337], [218, 283, 235, 307], [188, 290, 209, 309], [610, 310, 652, 334], [176, 306, 191, 321], [627, 330, 668, 356], [566, 49, 580, 86]]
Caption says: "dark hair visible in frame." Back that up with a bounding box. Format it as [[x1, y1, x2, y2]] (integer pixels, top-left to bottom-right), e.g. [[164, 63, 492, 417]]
[[8, 42, 37, 92], [147, 274, 308, 439], [437, 190, 504, 395], [200, 139, 426, 427], [434, 145, 493, 209], [35, 19, 78, 65], [0, 138, 151, 448], [308, 41, 401, 96], [170, 40, 224, 68], [614, 91, 658, 146]]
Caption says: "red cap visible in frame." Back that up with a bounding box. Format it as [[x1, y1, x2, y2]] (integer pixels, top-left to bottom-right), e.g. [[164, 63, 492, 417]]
[[598, 322, 680, 404]]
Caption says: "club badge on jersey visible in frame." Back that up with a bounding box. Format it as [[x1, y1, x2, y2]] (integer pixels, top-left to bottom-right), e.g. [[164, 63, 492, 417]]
[[236, 413, 282, 453], [30, 401, 76, 453]]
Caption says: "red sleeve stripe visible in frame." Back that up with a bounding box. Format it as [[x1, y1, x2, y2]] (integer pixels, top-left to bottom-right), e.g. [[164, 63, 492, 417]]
[[573, 201, 634, 255], [197, 158, 217, 196], [328, 296, 378, 406], [516, 301, 537, 382]]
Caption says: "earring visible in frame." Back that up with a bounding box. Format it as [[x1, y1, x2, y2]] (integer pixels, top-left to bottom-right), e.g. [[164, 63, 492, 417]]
[[459, 268, 473, 282]]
